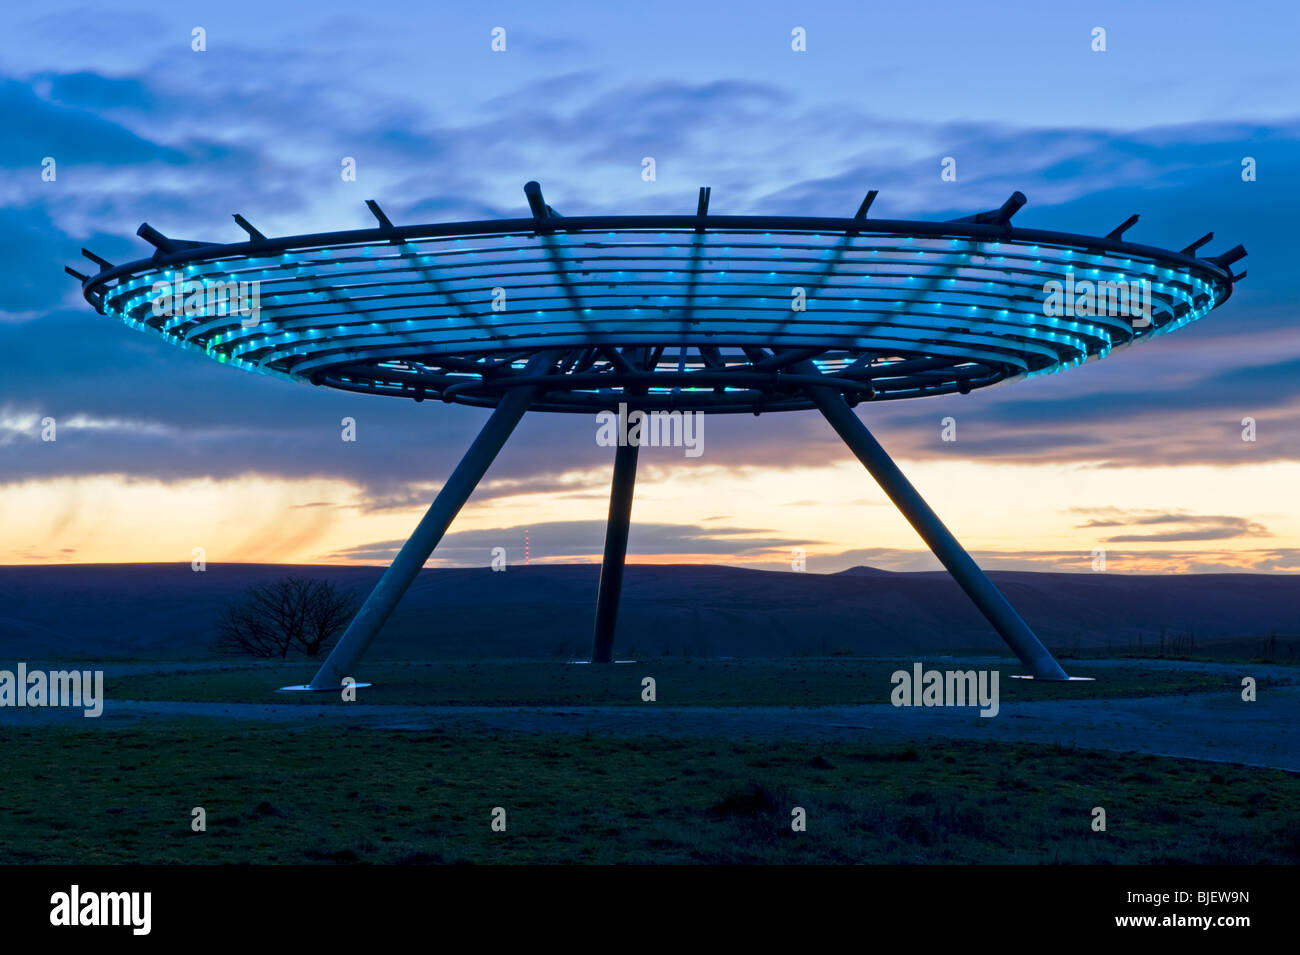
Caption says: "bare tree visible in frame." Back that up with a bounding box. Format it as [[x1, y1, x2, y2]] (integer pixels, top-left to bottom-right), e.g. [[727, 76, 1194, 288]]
[[217, 578, 356, 659], [299, 580, 358, 657], [217, 602, 283, 658]]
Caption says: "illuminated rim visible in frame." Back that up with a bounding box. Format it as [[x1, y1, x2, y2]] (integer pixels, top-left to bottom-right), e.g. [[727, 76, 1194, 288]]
[[75, 189, 1243, 413]]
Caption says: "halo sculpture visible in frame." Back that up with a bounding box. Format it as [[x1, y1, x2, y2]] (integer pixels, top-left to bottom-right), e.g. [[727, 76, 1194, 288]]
[[69, 183, 1246, 686]]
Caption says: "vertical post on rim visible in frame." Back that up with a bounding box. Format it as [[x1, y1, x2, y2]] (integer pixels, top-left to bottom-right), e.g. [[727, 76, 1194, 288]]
[[799, 367, 1069, 681], [591, 439, 639, 663], [286, 351, 560, 691]]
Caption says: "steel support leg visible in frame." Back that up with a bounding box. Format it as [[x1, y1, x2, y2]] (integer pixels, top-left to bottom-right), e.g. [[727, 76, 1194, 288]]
[[591, 440, 639, 663], [801, 373, 1069, 680], [287, 352, 558, 691]]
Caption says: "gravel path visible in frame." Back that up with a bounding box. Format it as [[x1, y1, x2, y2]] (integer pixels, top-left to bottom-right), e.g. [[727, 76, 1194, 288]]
[[3, 659, 1294, 771]]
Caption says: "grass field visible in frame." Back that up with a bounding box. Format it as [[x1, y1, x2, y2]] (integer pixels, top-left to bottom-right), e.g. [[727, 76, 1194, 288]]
[[5, 657, 1293, 864], [87, 657, 1285, 707], [1, 722, 1295, 864]]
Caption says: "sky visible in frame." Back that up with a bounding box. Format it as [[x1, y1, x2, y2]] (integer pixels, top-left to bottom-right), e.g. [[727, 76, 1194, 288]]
[[2, 0, 1299, 574]]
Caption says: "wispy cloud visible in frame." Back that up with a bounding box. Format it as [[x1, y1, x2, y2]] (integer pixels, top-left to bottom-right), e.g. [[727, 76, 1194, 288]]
[[1071, 508, 1270, 542]]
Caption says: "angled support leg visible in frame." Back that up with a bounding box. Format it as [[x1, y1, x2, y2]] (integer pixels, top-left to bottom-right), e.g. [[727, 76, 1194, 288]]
[[591, 439, 639, 663], [800, 370, 1069, 681], [284, 351, 560, 691]]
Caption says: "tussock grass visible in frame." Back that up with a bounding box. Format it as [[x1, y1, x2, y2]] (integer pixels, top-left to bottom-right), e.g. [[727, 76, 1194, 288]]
[[1, 724, 1294, 865]]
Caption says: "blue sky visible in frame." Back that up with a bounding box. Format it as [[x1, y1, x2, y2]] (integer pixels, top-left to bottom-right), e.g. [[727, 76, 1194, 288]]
[[2, 0, 1299, 572]]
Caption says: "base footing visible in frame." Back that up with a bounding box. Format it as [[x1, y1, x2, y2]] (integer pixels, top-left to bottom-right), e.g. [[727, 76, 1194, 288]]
[[277, 682, 374, 693], [1008, 675, 1096, 682]]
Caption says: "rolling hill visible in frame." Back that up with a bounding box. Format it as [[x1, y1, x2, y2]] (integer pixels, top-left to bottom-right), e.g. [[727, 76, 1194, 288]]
[[0, 562, 1296, 660]]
